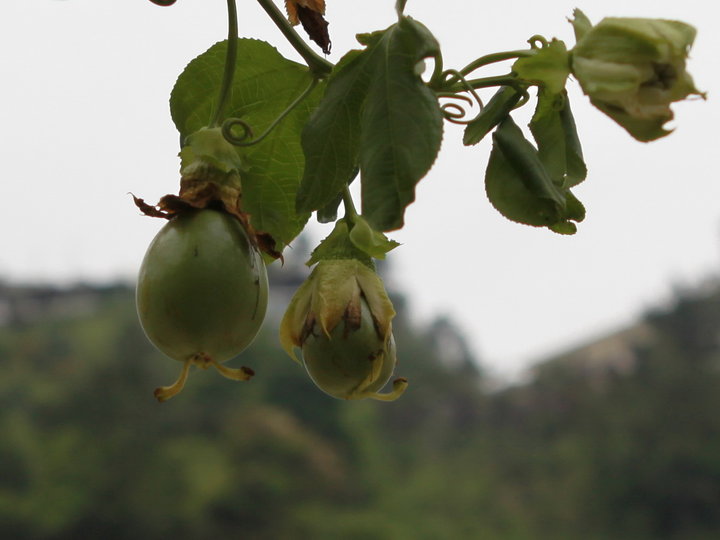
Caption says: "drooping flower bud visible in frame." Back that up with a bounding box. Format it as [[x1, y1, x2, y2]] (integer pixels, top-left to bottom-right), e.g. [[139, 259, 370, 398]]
[[570, 9, 703, 141], [279, 259, 407, 401]]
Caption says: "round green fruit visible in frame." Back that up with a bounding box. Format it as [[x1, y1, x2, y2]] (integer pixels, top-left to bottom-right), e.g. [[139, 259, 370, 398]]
[[301, 297, 401, 400], [137, 209, 268, 367]]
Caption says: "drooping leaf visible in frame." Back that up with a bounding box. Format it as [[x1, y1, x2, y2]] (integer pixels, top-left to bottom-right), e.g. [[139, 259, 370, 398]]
[[358, 17, 444, 231], [316, 191, 344, 223], [513, 39, 570, 95], [559, 95, 587, 187], [463, 86, 521, 146], [170, 39, 324, 249], [298, 18, 443, 232], [485, 139, 563, 228], [296, 50, 367, 214], [529, 90, 587, 187], [492, 117, 566, 208], [485, 116, 585, 233]]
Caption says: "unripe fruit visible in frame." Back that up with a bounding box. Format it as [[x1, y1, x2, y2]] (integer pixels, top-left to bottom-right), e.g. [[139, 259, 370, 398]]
[[302, 298, 404, 401], [136, 208, 268, 400]]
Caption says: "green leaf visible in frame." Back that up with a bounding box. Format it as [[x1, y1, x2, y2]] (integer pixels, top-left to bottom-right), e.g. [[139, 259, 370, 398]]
[[463, 86, 521, 146], [298, 18, 444, 232], [485, 138, 563, 228], [529, 90, 587, 187], [486, 116, 585, 233], [296, 50, 367, 215], [513, 39, 570, 95], [348, 216, 400, 260], [316, 191, 344, 223], [170, 39, 324, 249], [559, 95, 587, 187], [492, 117, 566, 208], [359, 17, 444, 231]]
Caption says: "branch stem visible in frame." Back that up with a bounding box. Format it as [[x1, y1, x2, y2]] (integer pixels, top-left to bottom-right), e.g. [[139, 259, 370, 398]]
[[458, 49, 535, 78], [210, 0, 240, 128], [444, 75, 521, 94], [255, 0, 333, 77]]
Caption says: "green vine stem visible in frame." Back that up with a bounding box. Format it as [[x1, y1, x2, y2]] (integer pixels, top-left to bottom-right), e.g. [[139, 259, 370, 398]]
[[396, 0, 408, 19], [255, 0, 333, 77], [342, 186, 360, 223], [210, 0, 239, 128], [458, 49, 535, 78], [444, 75, 523, 94]]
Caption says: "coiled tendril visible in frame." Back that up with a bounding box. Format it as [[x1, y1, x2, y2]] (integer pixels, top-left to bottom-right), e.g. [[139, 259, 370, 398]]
[[436, 69, 531, 125], [437, 70, 484, 124]]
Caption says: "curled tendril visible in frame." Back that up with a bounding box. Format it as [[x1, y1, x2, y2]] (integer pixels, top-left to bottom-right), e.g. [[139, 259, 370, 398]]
[[221, 77, 319, 148], [438, 94, 475, 124], [528, 35, 549, 49], [222, 119, 254, 145], [436, 70, 485, 124], [149, 0, 177, 5]]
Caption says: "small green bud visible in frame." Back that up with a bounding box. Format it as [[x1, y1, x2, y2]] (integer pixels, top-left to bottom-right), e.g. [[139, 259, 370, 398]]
[[570, 10, 704, 141], [279, 259, 407, 401]]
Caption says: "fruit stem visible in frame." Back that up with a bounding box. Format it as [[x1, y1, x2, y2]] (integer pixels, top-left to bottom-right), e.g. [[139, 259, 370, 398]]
[[154, 358, 193, 402], [367, 377, 409, 402], [209, 0, 240, 128], [342, 186, 359, 224], [255, 0, 333, 77], [211, 359, 255, 381]]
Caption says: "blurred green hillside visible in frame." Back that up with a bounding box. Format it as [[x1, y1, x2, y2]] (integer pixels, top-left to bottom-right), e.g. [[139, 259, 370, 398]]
[[1, 262, 720, 539]]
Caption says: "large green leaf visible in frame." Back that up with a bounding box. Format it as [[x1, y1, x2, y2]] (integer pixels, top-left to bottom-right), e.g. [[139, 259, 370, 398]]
[[358, 18, 443, 231], [296, 50, 367, 215], [298, 17, 443, 232], [170, 39, 324, 248]]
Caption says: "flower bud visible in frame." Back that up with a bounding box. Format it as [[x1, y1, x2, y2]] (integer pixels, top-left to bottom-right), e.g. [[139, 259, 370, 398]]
[[570, 10, 703, 141], [279, 259, 407, 401]]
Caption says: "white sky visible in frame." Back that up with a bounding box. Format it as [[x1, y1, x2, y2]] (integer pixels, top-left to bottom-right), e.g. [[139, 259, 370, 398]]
[[2, 0, 719, 379]]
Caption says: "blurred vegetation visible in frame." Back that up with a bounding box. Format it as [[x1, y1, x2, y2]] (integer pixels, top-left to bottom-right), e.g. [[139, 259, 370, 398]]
[[1, 266, 720, 539]]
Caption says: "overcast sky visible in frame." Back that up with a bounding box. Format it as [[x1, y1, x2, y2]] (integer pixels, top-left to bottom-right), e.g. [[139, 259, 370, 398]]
[[2, 0, 719, 379]]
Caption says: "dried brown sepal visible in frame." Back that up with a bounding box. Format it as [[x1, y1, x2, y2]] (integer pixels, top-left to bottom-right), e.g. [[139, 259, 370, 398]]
[[285, 0, 331, 54], [285, 0, 326, 24], [297, 6, 331, 54], [134, 184, 282, 261], [255, 232, 283, 261], [132, 194, 172, 220]]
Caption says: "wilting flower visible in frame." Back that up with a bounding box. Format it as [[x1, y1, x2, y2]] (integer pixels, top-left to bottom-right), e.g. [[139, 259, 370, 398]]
[[280, 259, 407, 401], [570, 9, 703, 141]]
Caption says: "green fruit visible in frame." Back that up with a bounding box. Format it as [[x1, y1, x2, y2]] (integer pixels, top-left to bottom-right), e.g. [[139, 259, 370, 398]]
[[301, 297, 402, 400], [136, 209, 268, 400]]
